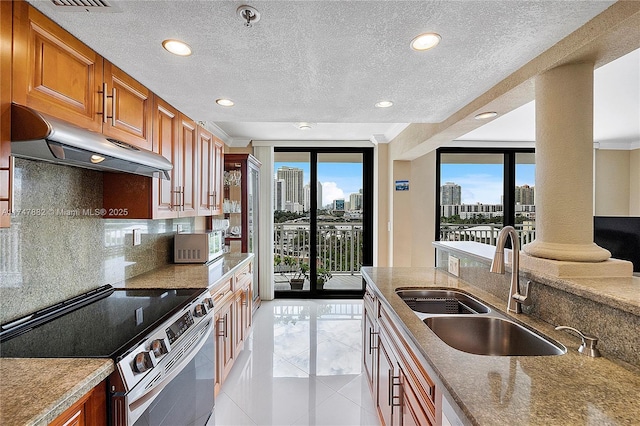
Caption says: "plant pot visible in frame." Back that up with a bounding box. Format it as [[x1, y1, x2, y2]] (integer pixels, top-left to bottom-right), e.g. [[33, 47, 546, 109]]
[[316, 279, 325, 290], [290, 279, 305, 290]]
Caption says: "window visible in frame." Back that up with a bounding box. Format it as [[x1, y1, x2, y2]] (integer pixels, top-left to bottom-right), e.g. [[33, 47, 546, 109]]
[[436, 148, 535, 247]]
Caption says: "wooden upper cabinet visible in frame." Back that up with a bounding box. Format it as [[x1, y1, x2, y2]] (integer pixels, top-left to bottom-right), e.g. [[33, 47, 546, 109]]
[[152, 97, 180, 218], [12, 1, 102, 132], [197, 127, 225, 216], [13, 3, 152, 150], [1, 0, 12, 228], [178, 115, 198, 217], [102, 61, 153, 150]]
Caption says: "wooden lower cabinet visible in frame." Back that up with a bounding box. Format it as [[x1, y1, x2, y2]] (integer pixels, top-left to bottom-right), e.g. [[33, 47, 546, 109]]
[[366, 284, 439, 426], [49, 380, 107, 426], [211, 260, 254, 396]]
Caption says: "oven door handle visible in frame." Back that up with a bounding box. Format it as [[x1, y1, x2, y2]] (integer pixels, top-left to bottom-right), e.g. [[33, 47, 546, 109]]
[[126, 317, 214, 422]]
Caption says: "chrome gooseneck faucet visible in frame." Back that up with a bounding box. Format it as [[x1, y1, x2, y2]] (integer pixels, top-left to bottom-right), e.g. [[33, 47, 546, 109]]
[[490, 226, 531, 313]]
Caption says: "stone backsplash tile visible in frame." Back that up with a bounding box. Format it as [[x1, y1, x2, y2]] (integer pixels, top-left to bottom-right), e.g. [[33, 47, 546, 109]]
[[0, 159, 194, 323]]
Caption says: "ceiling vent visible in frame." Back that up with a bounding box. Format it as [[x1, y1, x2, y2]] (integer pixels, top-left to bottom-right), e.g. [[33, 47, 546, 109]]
[[49, 0, 121, 13]]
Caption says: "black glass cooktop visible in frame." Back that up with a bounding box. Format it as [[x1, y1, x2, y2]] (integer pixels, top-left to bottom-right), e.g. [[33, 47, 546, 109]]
[[0, 287, 204, 359]]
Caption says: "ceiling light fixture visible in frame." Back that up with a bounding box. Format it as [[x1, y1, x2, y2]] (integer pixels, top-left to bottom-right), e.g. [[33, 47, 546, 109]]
[[296, 122, 314, 130], [90, 154, 105, 164], [237, 5, 261, 27], [474, 111, 498, 120], [410, 33, 441, 51], [162, 39, 192, 56], [375, 101, 394, 108], [216, 98, 235, 107]]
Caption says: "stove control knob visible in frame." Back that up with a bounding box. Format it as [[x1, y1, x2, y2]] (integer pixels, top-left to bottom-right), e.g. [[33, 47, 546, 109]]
[[204, 298, 214, 310], [151, 339, 168, 358], [194, 303, 208, 317], [133, 351, 153, 373]]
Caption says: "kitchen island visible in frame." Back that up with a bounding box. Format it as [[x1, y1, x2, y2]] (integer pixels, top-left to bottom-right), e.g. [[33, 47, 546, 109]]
[[363, 266, 640, 425]]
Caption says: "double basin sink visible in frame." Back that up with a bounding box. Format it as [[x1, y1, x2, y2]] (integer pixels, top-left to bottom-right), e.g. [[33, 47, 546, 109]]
[[396, 289, 566, 356]]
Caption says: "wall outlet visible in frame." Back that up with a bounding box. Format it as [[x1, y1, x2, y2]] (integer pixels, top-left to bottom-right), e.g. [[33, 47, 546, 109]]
[[133, 229, 141, 246], [176, 224, 183, 233], [448, 255, 460, 277]]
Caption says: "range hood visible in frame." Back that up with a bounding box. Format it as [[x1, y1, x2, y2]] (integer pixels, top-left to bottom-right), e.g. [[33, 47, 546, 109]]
[[11, 104, 172, 179]]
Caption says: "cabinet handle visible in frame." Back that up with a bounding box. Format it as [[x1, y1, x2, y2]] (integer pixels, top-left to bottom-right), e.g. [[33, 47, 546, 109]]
[[98, 82, 113, 123], [110, 86, 117, 126], [171, 187, 180, 210], [224, 316, 228, 338], [216, 318, 225, 337], [390, 374, 402, 408], [368, 329, 378, 355]]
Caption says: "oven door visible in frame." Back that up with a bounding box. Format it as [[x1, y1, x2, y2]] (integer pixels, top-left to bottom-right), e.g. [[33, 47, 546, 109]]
[[112, 317, 215, 426]]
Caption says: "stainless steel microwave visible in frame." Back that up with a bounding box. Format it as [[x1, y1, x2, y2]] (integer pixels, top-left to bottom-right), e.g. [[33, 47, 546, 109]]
[[174, 231, 224, 263]]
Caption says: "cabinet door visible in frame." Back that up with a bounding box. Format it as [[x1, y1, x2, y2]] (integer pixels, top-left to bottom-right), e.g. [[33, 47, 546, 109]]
[[400, 368, 433, 426], [12, 2, 102, 132], [197, 127, 214, 216], [212, 138, 224, 215], [49, 380, 106, 426], [377, 329, 400, 426], [152, 97, 179, 219], [178, 115, 198, 217], [215, 300, 235, 389], [233, 290, 244, 355], [102, 61, 153, 151], [1, 0, 11, 228], [363, 294, 377, 392]]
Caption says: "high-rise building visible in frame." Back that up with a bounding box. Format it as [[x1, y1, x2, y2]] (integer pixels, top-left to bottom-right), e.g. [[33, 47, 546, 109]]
[[333, 199, 345, 211], [274, 179, 286, 211], [441, 182, 462, 205], [317, 181, 323, 209], [515, 184, 535, 205], [277, 166, 304, 211], [303, 184, 311, 211], [349, 191, 363, 211]]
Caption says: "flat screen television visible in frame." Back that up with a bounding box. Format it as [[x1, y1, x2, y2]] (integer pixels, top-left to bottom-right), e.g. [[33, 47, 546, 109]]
[[593, 216, 640, 273]]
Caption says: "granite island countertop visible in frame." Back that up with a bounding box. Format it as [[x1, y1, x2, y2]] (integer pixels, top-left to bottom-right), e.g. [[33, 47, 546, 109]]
[[362, 267, 640, 425], [0, 358, 113, 426]]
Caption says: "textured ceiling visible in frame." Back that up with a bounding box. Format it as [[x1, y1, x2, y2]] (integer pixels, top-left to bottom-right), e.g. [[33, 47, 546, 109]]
[[27, 0, 621, 143]]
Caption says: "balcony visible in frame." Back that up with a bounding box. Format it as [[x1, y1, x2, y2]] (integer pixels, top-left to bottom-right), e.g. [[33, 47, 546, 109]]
[[274, 222, 363, 291], [439, 223, 536, 247]]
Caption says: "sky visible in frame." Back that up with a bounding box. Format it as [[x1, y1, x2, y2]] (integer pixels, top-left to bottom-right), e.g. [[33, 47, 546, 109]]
[[274, 161, 535, 206], [274, 162, 363, 206], [441, 163, 535, 204]]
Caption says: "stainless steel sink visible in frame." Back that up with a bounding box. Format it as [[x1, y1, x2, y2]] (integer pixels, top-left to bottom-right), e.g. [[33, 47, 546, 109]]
[[396, 289, 490, 315], [425, 316, 566, 356]]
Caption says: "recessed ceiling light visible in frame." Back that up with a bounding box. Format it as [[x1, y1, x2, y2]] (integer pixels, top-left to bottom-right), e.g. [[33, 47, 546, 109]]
[[162, 39, 192, 56], [474, 111, 498, 120], [296, 122, 314, 130], [410, 33, 441, 51], [216, 98, 235, 107], [375, 101, 394, 108]]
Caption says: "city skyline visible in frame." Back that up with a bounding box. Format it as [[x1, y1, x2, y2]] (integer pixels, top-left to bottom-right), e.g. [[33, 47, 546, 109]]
[[441, 163, 535, 204], [274, 162, 363, 206]]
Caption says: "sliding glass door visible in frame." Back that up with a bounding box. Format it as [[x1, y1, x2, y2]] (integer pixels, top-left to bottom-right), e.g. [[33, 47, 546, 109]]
[[274, 148, 372, 298]]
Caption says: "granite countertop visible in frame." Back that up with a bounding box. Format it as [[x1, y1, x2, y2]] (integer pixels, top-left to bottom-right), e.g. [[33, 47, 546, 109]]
[[111, 253, 254, 290], [362, 267, 640, 426], [0, 253, 253, 426], [0, 358, 113, 426]]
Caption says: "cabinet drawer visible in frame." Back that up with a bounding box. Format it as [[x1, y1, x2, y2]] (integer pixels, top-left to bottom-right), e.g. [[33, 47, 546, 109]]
[[234, 262, 252, 289], [210, 276, 233, 306]]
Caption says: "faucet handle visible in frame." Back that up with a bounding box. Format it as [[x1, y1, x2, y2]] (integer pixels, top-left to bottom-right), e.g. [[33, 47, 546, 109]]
[[511, 280, 532, 306], [555, 326, 601, 357]]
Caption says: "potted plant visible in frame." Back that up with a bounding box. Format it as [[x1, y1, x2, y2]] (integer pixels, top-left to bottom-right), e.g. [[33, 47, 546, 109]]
[[290, 262, 309, 290], [316, 266, 333, 290]]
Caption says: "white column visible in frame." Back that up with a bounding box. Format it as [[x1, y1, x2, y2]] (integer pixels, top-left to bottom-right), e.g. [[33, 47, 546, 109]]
[[523, 62, 610, 262], [253, 145, 275, 300]]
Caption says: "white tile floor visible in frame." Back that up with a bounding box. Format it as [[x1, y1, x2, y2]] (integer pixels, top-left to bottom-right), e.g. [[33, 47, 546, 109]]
[[208, 299, 380, 426]]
